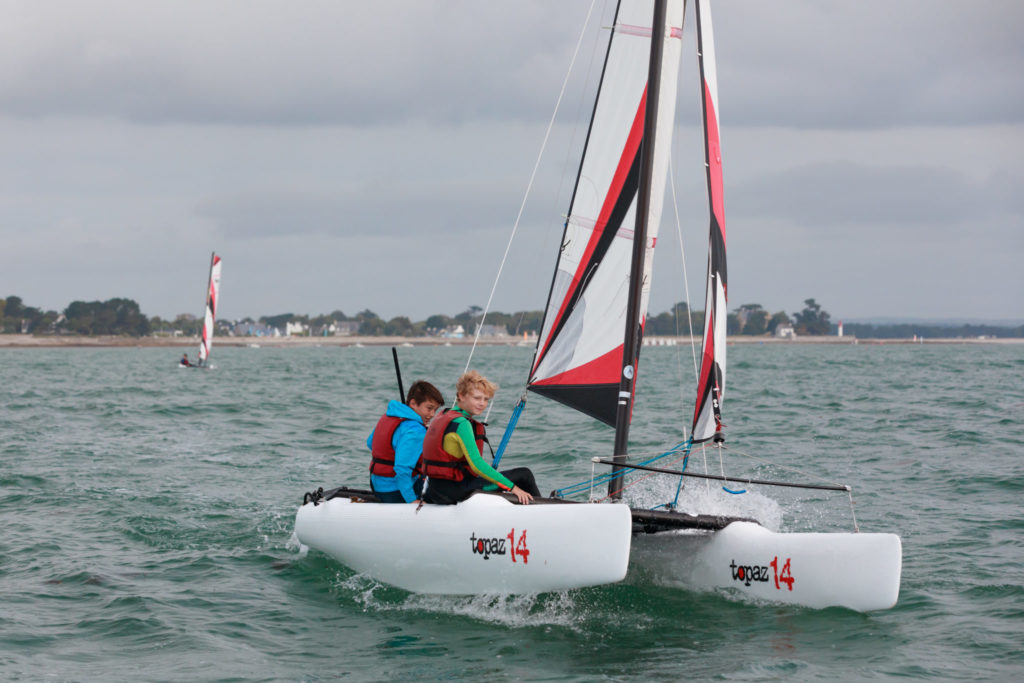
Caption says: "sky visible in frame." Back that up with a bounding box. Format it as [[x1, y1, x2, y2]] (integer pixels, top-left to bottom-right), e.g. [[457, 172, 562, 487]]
[[2, 0, 1022, 324]]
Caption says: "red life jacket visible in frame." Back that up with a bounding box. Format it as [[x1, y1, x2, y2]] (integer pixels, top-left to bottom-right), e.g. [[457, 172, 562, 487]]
[[369, 413, 421, 478], [421, 409, 486, 482]]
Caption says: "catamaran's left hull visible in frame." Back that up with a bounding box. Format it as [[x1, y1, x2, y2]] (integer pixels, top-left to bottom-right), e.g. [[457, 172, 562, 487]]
[[295, 493, 633, 594]]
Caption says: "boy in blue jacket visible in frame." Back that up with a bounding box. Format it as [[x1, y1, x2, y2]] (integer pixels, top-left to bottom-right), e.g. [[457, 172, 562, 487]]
[[366, 380, 444, 503]]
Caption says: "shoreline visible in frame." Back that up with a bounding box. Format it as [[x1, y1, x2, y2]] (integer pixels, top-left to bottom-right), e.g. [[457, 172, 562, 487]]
[[2, 334, 1022, 349]]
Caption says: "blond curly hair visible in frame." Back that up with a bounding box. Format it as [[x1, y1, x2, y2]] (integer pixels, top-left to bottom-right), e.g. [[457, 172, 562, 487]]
[[455, 370, 498, 399]]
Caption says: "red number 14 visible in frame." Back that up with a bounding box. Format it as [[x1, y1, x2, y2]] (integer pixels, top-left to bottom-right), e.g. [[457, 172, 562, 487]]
[[506, 528, 530, 564], [770, 556, 794, 591]]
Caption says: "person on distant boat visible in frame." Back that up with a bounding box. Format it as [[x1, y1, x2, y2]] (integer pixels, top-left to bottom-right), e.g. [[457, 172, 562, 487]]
[[367, 380, 445, 503], [422, 370, 540, 505], [180, 353, 192, 367]]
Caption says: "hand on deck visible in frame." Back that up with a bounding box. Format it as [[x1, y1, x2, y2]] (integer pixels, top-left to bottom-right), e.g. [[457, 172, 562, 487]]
[[510, 485, 533, 505]]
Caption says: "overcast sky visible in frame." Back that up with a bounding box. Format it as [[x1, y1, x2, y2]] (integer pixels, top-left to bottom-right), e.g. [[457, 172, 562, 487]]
[[2, 0, 1021, 324]]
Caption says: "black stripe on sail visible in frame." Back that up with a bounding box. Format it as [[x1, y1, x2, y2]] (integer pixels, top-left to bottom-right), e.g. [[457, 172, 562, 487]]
[[537, 150, 642, 373], [709, 214, 727, 292], [693, 368, 714, 438], [528, 383, 619, 428]]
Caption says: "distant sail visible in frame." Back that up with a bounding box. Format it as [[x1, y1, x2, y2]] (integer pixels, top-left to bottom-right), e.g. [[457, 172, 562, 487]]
[[691, 0, 727, 442], [528, 0, 685, 427], [198, 253, 222, 364]]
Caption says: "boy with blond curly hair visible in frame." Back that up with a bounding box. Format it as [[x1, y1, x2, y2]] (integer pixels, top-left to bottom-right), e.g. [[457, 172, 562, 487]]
[[421, 370, 540, 505]]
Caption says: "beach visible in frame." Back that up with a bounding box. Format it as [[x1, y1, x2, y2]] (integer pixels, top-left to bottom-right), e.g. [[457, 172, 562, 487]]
[[1, 333, 1021, 349]]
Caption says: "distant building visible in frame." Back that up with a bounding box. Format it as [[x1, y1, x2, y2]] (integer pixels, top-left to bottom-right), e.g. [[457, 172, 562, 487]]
[[643, 336, 678, 346], [441, 325, 465, 339], [235, 322, 281, 337], [775, 324, 796, 339], [477, 324, 510, 338], [285, 321, 309, 336], [334, 321, 360, 336]]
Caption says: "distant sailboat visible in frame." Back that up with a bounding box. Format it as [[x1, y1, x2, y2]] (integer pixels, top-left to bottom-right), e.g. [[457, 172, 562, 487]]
[[196, 252, 222, 368]]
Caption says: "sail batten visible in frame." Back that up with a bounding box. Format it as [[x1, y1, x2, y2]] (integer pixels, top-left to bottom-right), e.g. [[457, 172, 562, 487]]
[[691, 0, 728, 442], [528, 0, 685, 429]]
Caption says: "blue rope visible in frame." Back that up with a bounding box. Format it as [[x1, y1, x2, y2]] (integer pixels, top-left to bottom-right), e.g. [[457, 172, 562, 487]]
[[552, 437, 695, 500], [491, 397, 526, 469], [668, 439, 693, 508], [550, 433, 749, 505]]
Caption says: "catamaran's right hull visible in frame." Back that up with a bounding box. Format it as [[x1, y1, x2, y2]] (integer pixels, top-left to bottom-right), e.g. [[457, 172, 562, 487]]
[[630, 521, 902, 612]]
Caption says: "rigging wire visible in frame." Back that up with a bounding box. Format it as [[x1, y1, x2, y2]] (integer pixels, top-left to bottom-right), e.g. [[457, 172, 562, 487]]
[[668, 158, 701, 408], [557, 439, 862, 531], [481, 0, 609, 430], [463, 0, 603, 396]]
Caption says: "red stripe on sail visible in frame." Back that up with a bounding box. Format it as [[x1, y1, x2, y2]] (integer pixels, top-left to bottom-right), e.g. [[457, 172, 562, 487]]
[[533, 89, 648, 376], [616, 24, 684, 39], [704, 82, 726, 244], [207, 256, 220, 316], [530, 344, 623, 388]]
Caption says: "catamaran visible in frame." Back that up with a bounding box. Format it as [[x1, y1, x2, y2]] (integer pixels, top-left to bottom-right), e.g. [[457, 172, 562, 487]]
[[296, 0, 901, 611]]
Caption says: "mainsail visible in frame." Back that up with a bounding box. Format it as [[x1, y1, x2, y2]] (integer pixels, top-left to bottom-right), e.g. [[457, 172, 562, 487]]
[[198, 252, 222, 365], [528, 0, 685, 427], [690, 0, 728, 442]]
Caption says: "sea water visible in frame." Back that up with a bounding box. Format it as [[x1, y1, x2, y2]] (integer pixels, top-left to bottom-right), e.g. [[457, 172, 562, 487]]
[[1, 342, 1022, 681]]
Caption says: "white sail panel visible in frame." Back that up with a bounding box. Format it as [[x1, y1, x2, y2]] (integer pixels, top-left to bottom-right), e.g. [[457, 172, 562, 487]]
[[530, 0, 685, 426], [198, 254, 222, 364]]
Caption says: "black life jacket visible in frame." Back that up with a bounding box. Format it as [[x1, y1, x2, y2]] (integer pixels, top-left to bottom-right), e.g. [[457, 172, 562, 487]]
[[421, 409, 486, 482]]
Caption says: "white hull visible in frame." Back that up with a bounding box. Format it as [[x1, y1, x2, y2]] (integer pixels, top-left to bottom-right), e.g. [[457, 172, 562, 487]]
[[295, 494, 633, 594], [631, 521, 902, 612]]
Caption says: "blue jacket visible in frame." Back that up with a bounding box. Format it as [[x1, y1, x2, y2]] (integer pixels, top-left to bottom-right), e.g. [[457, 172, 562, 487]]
[[366, 400, 427, 503]]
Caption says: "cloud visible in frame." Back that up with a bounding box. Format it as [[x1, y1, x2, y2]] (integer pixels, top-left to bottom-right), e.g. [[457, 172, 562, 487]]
[[5, 2, 1020, 130], [0, 1, 586, 126], [195, 181, 519, 240], [711, 1, 1024, 129], [732, 161, 1024, 229]]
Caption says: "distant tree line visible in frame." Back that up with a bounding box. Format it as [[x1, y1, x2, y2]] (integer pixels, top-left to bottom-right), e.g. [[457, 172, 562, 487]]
[[1, 295, 150, 336], [840, 322, 1024, 339], [251, 306, 547, 338], [3, 293, 1022, 339], [0, 296, 53, 334], [644, 298, 829, 336]]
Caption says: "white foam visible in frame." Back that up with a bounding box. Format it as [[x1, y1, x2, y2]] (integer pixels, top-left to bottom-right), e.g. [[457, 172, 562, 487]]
[[338, 573, 584, 629], [625, 475, 784, 531]]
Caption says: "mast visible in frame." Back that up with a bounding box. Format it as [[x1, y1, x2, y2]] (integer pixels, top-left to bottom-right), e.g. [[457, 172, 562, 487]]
[[609, 0, 670, 499]]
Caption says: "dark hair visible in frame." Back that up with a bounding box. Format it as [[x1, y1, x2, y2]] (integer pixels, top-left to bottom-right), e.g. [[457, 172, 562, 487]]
[[407, 380, 444, 406]]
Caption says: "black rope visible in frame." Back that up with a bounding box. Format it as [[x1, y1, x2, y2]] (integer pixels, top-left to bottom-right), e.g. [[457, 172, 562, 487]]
[[302, 486, 325, 506], [592, 458, 850, 493]]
